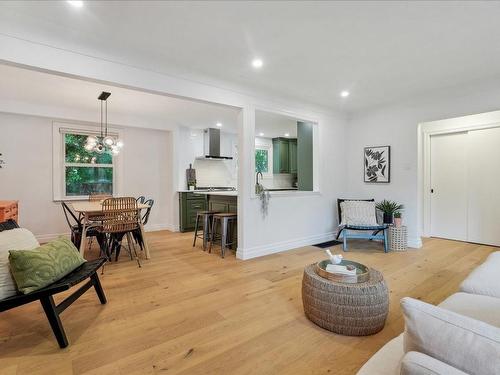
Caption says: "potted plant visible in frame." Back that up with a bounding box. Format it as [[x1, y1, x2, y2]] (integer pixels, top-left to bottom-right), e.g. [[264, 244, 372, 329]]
[[376, 200, 404, 224], [393, 211, 402, 228]]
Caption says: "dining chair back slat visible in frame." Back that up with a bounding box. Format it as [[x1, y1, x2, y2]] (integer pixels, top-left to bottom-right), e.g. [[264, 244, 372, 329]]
[[101, 197, 139, 234]]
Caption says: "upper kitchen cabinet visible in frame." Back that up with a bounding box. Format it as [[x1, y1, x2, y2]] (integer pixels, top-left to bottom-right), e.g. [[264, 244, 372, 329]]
[[273, 137, 291, 173], [297, 122, 313, 190], [288, 138, 297, 174], [272, 137, 297, 174]]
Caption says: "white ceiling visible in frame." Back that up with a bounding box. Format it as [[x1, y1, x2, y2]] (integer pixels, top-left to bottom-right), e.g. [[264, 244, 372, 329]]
[[2, 1, 500, 112], [0, 63, 240, 131], [255, 110, 299, 138]]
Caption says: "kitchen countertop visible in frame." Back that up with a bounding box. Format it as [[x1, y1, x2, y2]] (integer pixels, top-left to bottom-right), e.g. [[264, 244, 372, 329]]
[[196, 191, 238, 196]]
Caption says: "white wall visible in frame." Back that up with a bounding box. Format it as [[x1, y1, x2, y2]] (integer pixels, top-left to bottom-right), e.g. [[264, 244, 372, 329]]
[[0, 112, 173, 241], [346, 80, 500, 248]]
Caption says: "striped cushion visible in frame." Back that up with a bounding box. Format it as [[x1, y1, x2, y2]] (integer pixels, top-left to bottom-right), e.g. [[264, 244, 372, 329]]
[[340, 201, 378, 226]]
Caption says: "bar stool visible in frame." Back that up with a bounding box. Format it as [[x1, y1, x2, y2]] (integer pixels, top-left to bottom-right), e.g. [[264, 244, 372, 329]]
[[209, 213, 237, 258], [193, 211, 217, 251]]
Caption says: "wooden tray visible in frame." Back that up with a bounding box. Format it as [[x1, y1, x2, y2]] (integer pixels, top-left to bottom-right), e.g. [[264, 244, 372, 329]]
[[315, 259, 370, 284]]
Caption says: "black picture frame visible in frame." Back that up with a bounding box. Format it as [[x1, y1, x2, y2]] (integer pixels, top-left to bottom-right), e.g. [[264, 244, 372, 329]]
[[364, 146, 390, 183]]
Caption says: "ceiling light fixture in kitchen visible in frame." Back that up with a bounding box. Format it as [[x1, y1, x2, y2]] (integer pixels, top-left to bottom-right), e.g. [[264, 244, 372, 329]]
[[84, 92, 123, 155], [340, 90, 350, 98], [216, 122, 222, 127], [259, 132, 265, 136], [284, 133, 290, 137], [252, 58, 263, 69]]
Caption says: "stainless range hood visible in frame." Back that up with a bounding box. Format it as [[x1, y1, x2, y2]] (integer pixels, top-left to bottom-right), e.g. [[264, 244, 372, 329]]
[[196, 128, 233, 160]]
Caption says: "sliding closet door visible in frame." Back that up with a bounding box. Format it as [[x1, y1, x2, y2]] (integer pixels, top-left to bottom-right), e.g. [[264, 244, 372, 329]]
[[430, 132, 468, 241], [467, 127, 500, 246]]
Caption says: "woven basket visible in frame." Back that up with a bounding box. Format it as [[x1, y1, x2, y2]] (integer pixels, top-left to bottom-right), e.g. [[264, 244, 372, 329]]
[[302, 264, 389, 336], [389, 226, 408, 251]]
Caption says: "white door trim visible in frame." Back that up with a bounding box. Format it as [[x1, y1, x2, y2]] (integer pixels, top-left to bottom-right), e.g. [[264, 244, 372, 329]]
[[418, 109, 500, 238]]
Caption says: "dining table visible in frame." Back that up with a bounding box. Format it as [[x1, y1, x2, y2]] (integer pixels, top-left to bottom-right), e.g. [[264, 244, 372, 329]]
[[70, 200, 151, 259]]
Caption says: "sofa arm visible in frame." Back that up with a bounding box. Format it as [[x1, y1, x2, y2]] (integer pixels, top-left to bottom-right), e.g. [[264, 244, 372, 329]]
[[401, 352, 468, 375]]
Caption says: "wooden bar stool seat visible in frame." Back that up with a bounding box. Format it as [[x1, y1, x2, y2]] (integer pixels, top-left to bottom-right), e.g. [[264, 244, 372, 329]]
[[193, 211, 217, 251], [209, 213, 237, 258]]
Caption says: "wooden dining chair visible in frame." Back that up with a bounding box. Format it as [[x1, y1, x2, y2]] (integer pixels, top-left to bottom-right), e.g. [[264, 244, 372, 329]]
[[99, 197, 141, 267]]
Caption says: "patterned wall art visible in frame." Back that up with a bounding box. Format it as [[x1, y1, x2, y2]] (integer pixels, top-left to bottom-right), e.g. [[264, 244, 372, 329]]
[[364, 146, 390, 183]]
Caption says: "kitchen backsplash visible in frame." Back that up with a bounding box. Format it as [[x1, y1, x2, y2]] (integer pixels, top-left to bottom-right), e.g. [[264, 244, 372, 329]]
[[193, 159, 237, 188]]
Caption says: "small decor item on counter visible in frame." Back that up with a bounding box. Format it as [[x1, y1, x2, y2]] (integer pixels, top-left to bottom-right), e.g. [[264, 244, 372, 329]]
[[364, 145, 390, 183], [186, 164, 196, 190], [325, 249, 343, 264], [394, 211, 402, 227], [376, 199, 404, 224]]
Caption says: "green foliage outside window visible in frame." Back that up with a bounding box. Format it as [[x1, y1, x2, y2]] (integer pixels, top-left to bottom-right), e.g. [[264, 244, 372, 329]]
[[255, 149, 269, 173], [64, 134, 113, 196]]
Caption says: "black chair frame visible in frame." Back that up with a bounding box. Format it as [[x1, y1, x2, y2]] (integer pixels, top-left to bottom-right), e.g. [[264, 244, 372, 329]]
[[0, 220, 107, 348]]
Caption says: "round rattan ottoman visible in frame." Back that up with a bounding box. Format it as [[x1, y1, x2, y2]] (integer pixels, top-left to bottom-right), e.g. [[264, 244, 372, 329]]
[[302, 264, 389, 336]]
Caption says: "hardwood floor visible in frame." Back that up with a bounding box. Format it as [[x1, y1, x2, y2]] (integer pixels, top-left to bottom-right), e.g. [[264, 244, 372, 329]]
[[0, 231, 495, 375]]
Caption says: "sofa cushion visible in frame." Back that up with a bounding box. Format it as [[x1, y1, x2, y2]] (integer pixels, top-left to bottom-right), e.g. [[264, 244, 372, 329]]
[[401, 297, 500, 375], [401, 352, 468, 375], [356, 334, 404, 375], [439, 292, 500, 327], [0, 228, 39, 300], [9, 236, 85, 294], [460, 251, 500, 298], [340, 200, 378, 226]]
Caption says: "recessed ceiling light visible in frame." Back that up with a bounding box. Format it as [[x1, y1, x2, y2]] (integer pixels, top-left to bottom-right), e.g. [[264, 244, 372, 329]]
[[340, 90, 350, 98], [259, 132, 264, 137], [252, 58, 263, 69], [284, 133, 290, 137], [216, 122, 222, 127], [67, 0, 84, 7]]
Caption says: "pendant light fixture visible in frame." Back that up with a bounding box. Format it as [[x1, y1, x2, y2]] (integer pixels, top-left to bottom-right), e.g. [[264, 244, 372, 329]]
[[85, 91, 123, 155]]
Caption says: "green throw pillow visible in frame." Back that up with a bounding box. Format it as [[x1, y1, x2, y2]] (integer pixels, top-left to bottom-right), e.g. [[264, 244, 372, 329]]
[[9, 236, 86, 294]]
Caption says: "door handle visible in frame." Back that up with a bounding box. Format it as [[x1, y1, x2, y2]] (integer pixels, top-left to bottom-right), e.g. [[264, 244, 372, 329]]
[[431, 189, 434, 193]]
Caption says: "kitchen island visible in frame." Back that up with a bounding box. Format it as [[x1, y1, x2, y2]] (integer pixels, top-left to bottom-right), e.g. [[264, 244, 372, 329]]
[[196, 191, 237, 213]]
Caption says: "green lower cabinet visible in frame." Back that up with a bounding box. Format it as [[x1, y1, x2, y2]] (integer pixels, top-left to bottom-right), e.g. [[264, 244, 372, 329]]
[[179, 192, 207, 232]]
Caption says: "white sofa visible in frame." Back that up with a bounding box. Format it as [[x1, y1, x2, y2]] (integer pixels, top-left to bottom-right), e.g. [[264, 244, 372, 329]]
[[357, 251, 500, 375]]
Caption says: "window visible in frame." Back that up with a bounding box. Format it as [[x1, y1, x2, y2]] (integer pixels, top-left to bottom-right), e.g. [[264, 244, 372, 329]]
[[64, 133, 114, 197], [255, 149, 269, 173], [53, 123, 121, 200]]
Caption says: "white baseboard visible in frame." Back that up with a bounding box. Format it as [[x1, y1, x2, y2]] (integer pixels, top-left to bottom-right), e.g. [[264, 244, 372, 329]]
[[408, 236, 423, 249], [144, 223, 177, 232], [36, 232, 70, 243], [236, 231, 337, 260]]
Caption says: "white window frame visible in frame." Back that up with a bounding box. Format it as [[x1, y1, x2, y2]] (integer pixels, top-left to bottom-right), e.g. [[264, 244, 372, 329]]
[[254, 138, 273, 178], [52, 122, 123, 201]]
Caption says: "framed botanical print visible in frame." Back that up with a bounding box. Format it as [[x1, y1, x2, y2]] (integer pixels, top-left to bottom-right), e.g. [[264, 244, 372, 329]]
[[364, 146, 390, 183]]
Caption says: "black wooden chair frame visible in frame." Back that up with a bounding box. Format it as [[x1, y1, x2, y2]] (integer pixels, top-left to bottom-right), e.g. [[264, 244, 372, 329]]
[[335, 199, 389, 252], [0, 220, 107, 348]]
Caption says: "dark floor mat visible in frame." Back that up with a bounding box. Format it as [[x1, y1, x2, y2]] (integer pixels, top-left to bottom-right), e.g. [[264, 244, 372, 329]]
[[312, 240, 343, 248]]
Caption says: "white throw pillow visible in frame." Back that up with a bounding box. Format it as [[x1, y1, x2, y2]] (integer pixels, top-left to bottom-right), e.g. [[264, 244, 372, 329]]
[[459, 251, 500, 299], [0, 228, 39, 300], [340, 200, 378, 226], [401, 297, 500, 375]]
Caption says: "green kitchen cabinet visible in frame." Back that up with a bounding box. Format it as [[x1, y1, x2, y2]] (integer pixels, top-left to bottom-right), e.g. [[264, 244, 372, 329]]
[[297, 121, 313, 191], [288, 138, 297, 174], [273, 138, 290, 173], [179, 192, 207, 232], [273, 137, 297, 174]]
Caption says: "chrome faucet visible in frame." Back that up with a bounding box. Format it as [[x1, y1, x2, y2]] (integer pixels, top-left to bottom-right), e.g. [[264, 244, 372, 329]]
[[256, 171, 263, 185]]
